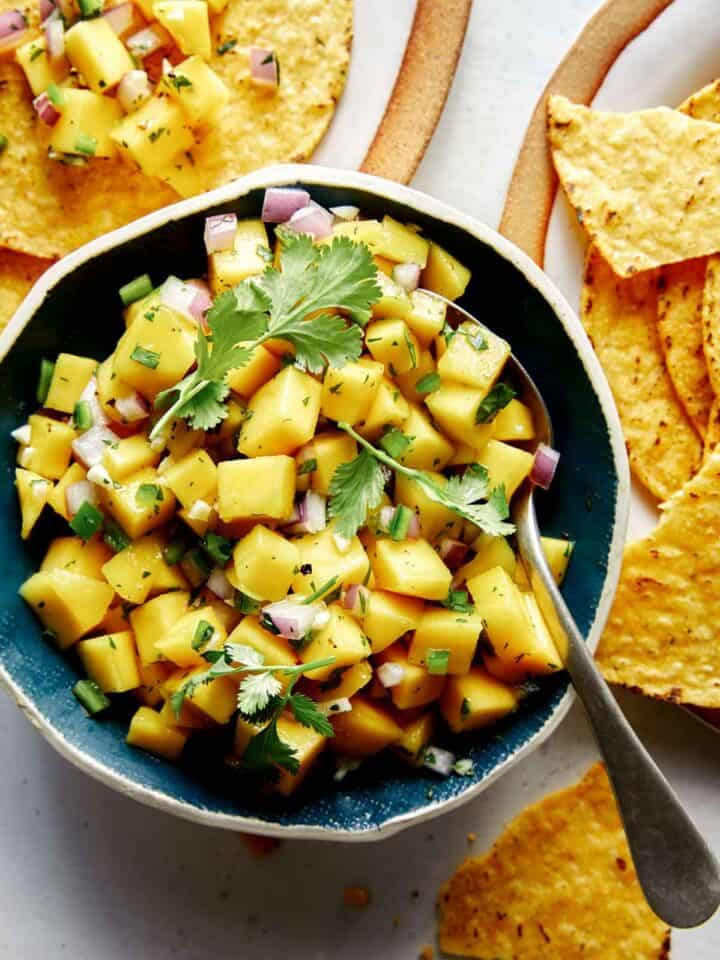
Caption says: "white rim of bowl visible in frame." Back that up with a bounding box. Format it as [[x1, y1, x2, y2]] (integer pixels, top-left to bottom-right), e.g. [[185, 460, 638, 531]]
[[0, 164, 630, 841]]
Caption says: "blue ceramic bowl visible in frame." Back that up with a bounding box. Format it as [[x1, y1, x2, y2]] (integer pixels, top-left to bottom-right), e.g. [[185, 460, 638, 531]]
[[0, 166, 629, 840]]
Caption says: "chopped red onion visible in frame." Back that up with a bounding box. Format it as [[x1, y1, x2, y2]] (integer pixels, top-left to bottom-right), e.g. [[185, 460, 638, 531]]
[[261, 187, 310, 224], [438, 537, 470, 572], [114, 390, 148, 422], [342, 583, 370, 616], [288, 490, 327, 534], [203, 213, 237, 254], [330, 205, 359, 222], [66, 480, 97, 518], [126, 25, 168, 59], [249, 47, 278, 88], [187, 280, 212, 325], [318, 697, 352, 717], [72, 424, 119, 468], [423, 745, 456, 777], [102, 2, 134, 36], [376, 662, 404, 689], [33, 92, 61, 127], [11, 424, 31, 445], [530, 443, 560, 490], [39, 0, 56, 23], [207, 567, 234, 601], [261, 599, 321, 640], [0, 9, 28, 52], [393, 262, 421, 293], [78, 376, 109, 427], [44, 16, 64, 61], [284, 204, 333, 241], [116, 69, 151, 113], [160, 276, 197, 320]]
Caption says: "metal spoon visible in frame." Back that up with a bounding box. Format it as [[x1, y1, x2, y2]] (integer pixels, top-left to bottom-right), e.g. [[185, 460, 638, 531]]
[[425, 292, 720, 929]]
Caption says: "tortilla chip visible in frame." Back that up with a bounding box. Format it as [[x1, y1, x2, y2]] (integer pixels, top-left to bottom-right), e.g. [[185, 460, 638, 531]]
[[596, 448, 720, 706], [548, 95, 720, 277], [701, 253, 720, 398], [678, 78, 720, 122], [0, 0, 351, 259], [704, 396, 720, 459], [0, 248, 51, 330], [657, 259, 713, 438], [438, 764, 670, 960], [582, 247, 701, 501]]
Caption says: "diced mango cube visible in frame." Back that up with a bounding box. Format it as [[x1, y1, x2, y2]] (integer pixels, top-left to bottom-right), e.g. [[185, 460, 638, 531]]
[[408, 607, 484, 675], [492, 398, 535, 441], [320, 358, 384, 424], [100, 468, 176, 539], [365, 318, 420, 376], [15, 468, 51, 539], [425, 384, 495, 449], [356, 378, 409, 439], [103, 433, 160, 481], [362, 589, 423, 653], [65, 18, 134, 92], [127, 706, 187, 760], [20, 414, 75, 480], [208, 219, 269, 293], [478, 439, 534, 499], [300, 604, 370, 681], [15, 36, 69, 96], [370, 271, 412, 320], [540, 536, 574, 586], [20, 569, 114, 649], [227, 616, 298, 667], [457, 533, 516, 584], [273, 716, 327, 796], [303, 431, 357, 496], [394, 471, 463, 541], [226, 343, 281, 397], [229, 525, 299, 601], [397, 405, 454, 471], [422, 241, 471, 301], [47, 463, 86, 521], [162, 55, 229, 125], [377, 644, 445, 709], [405, 289, 446, 345], [111, 96, 194, 177], [179, 663, 238, 723], [45, 353, 97, 414], [113, 306, 195, 400], [330, 695, 402, 757], [154, 606, 226, 668], [292, 525, 370, 594], [372, 538, 451, 601], [77, 630, 141, 693], [41, 535, 111, 580], [440, 667, 519, 733], [217, 455, 295, 522], [394, 711, 436, 766], [394, 349, 437, 406], [314, 660, 373, 702], [163, 449, 217, 509], [238, 366, 322, 457], [153, 0, 211, 60], [438, 321, 509, 391], [129, 590, 190, 665]]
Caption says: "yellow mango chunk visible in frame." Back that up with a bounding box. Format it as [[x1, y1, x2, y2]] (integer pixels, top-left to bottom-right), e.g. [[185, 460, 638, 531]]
[[273, 716, 327, 796], [406, 290, 446, 345], [166, 418, 204, 459], [314, 660, 373, 702], [440, 667, 519, 733], [111, 96, 194, 177], [372, 538, 451, 601], [162, 55, 229, 125], [217, 455, 295, 522], [492, 398, 535, 441], [50, 87, 122, 159], [153, 0, 211, 60], [65, 18, 134, 92], [227, 616, 298, 667], [45, 353, 97, 414], [394, 471, 463, 541], [15, 36, 69, 96], [41, 535, 112, 581], [356, 378, 409, 440], [20, 415, 75, 480], [408, 607, 484, 675], [101, 531, 184, 604], [100, 468, 176, 539], [135, 660, 173, 707], [47, 463, 86, 521], [422, 241, 471, 301], [397, 405, 454, 471], [370, 271, 412, 320], [394, 349, 437, 406], [96, 356, 142, 425], [15, 468, 51, 539], [20, 569, 114, 649], [233, 715, 267, 757], [292, 525, 370, 594], [478, 439, 534, 499], [302, 431, 357, 496], [394, 711, 436, 766], [377, 643, 446, 709], [178, 664, 238, 723], [77, 630, 141, 693], [127, 706, 187, 761], [154, 606, 226, 668], [226, 343, 281, 397], [230, 525, 299, 601], [330, 696, 402, 757], [300, 604, 370, 681], [103, 434, 160, 481], [113, 306, 195, 399], [163, 449, 217, 509], [540, 536, 574, 586], [363, 589, 423, 654], [438, 321, 509, 391], [238, 366, 322, 457], [365, 318, 420, 376], [456, 534, 516, 584], [425, 384, 495, 450], [320, 358, 384, 424], [129, 590, 190, 665], [208, 220, 269, 293]]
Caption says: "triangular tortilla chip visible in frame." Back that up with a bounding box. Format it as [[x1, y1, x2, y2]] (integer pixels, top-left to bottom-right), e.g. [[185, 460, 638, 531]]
[[582, 247, 701, 501], [0, 249, 52, 331], [548, 95, 720, 277], [657, 259, 713, 438], [701, 253, 720, 396], [438, 764, 670, 960], [0, 0, 351, 258], [597, 449, 720, 706], [679, 78, 720, 122], [704, 396, 720, 459]]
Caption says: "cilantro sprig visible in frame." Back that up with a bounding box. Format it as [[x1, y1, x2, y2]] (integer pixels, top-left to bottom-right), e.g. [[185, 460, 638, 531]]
[[150, 231, 381, 439], [330, 422, 515, 540], [171, 641, 335, 775]]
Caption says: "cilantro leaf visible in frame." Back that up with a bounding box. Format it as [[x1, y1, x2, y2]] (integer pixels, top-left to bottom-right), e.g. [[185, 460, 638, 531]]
[[243, 717, 300, 775], [475, 382, 517, 424], [288, 692, 334, 736], [237, 670, 283, 717], [328, 448, 386, 538], [442, 463, 490, 505]]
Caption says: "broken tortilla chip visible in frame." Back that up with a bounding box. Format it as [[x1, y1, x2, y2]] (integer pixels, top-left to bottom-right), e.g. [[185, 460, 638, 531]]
[[596, 448, 720, 706], [0, 0, 352, 259], [0, 249, 52, 331], [657, 259, 713, 438], [548, 95, 720, 277], [704, 397, 720, 459], [701, 253, 720, 396], [678, 78, 720, 122], [582, 247, 701, 501], [438, 763, 670, 960]]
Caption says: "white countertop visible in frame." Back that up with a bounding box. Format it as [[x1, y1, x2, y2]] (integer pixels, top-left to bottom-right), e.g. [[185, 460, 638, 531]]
[[2, 2, 719, 956]]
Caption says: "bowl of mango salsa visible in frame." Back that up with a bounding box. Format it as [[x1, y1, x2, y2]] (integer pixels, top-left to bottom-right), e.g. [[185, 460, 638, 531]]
[[0, 166, 628, 838]]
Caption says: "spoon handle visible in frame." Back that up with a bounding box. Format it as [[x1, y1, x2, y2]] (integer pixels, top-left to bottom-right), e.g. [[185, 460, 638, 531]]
[[515, 494, 720, 929]]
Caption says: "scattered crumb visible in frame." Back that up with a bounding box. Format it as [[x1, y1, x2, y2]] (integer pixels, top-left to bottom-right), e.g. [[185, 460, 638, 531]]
[[467, 832, 477, 844], [343, 886, 371, 909], [419, 947, 434, 960], [393, 915, 401, 927], [240, 833, 282, 858]]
